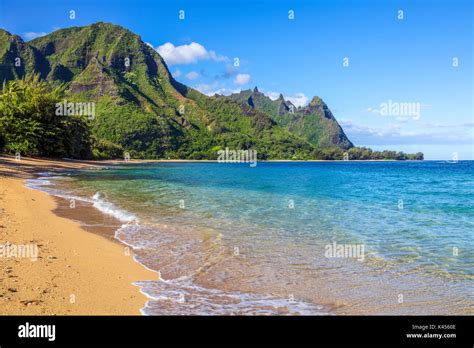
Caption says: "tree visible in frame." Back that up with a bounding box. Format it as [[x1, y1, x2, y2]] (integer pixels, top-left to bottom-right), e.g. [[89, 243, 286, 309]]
[[0, 75, 92, 158]]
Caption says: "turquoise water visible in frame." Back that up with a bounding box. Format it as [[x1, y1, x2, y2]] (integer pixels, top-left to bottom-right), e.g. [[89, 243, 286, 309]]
[[33, 161, 474, 314]]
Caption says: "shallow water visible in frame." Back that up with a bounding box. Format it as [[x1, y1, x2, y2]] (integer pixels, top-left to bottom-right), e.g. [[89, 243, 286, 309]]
[[27, 161, 474, 315]]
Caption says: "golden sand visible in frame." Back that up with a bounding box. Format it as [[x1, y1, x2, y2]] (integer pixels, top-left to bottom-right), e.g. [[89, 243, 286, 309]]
[[0, 156, 155, 315]]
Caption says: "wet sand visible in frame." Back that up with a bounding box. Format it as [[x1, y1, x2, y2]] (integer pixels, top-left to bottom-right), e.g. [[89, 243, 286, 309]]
[[0, 155, 156, 315]]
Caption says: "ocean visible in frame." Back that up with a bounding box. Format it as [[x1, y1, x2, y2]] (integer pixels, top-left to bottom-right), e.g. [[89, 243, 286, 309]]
[[27, 161, 474, 315]]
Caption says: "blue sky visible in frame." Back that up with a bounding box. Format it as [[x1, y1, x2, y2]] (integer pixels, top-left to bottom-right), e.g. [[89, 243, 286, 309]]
[[1, 0, 472, 159]]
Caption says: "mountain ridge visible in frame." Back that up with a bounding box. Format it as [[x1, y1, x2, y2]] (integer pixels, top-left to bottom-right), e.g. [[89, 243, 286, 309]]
[[226, 88, 353, 149], [0, 22, 422, 161]]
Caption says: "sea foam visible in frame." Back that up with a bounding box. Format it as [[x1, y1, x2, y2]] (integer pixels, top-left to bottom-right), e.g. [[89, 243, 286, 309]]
[[92, 192, 137, 223]]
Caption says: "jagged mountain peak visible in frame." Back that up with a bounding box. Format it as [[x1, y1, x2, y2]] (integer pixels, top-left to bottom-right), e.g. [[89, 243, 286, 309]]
[[227, 89, 352, 149], [0, 22, 353, 159], [309, 96, 324, 107]]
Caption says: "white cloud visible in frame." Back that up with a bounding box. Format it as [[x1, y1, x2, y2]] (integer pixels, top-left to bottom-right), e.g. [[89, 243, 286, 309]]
[[172, 69, 182, 78], [421, 122, 474, 129], [185, 71, 199, 80], [339, 119, 473, 145], [194, 82, 240, 96], [266, 92, 281, 100], [217, 64, 238, 79], [260, 89, 309, 107], [234, 73, 251, 86], [286, 93, 309, 107], [156, 42, 227, 65], [23, 31, 47, 40]]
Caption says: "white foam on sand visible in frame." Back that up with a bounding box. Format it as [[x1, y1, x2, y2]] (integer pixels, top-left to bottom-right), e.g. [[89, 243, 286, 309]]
[[91, 192, 137, 223]]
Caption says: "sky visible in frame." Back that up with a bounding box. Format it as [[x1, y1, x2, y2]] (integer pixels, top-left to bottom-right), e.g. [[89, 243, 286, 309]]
[[0, 0, 472, 159]]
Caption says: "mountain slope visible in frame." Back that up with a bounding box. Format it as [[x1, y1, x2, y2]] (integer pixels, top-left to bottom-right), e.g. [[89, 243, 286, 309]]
[[0, 22, 350, 159], [0, 29, 47, 82], [227, 88, 353, 149]]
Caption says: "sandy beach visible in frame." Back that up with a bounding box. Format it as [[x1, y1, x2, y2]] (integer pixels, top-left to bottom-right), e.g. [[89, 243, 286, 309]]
[[0, 155, 156, 315]]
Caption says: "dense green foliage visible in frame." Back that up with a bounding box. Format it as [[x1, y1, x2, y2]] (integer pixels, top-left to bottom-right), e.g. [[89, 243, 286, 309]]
[[0, 75, 92, 158], [91, 98, 181, 159], [313, 146, 423, 160], [227, 89, 354, 149], [0, 23, 423, 161]]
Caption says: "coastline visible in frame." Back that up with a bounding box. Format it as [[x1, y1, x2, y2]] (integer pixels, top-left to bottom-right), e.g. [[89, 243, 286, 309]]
[[0, 156, 156, 315], [1, 156, 470, 315]]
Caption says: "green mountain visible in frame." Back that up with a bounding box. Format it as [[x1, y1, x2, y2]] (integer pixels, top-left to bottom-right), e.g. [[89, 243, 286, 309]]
[[0, 30, 46, 81], [0, 22, 421, 160], [0, 23, 326, 159], [226, 88, 353, 149]]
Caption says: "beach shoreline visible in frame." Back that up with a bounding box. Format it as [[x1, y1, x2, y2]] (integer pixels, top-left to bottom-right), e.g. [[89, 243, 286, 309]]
[[1, 155, 470, 316], [0, 155, 156, 315]]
